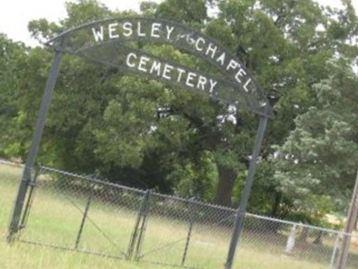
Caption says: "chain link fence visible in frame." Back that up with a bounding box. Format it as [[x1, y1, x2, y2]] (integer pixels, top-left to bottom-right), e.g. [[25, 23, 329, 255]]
[[2, 163, 358, 269]]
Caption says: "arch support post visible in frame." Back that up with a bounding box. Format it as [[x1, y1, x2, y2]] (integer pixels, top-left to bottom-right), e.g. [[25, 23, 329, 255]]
[[7, 50, 63, 242], [225, 113, 269, 269]]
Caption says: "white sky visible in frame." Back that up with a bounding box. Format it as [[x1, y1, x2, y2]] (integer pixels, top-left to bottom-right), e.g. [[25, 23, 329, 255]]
[[0, 0, 357, 47]]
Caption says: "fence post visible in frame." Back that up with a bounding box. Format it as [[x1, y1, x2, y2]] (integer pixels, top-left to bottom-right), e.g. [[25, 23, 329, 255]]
[[284, 224, 297, 254], [336, 170, 358, 269], [19, 166, 40, 230], [225, 114, 268, 269], [7, 50, 63, 242], [181, 197, 196, 266], [134, 190, 151, 261], [74, 184, 94, 249], [127, 189, 151, 260], [330, 233, 341, 269]]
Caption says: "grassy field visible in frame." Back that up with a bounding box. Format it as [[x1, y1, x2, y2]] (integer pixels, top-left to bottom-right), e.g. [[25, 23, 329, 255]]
[[0, 163, 357, 269]]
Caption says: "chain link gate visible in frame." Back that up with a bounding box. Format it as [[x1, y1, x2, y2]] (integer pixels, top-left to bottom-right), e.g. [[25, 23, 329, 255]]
[[17, 166, 148, 261], [16, 166, 235, 268], [3, 162, 358, 269], [15, 166, 222, 268], [14, 166, 243, 268], [135, 193, 237, 268]]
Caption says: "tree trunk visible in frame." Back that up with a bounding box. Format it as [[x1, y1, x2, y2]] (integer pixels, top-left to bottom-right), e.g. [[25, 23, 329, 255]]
[[214, 165, 236, 207], [271, 192, 282, 217]]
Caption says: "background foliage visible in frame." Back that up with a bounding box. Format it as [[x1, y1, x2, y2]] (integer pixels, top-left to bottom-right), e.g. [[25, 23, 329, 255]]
[[0, 0, 357, 227]]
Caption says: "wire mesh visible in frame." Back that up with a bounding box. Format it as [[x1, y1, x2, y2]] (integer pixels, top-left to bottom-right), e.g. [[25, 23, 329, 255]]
[[19, 166, 145, 259], [235, 214, 350, 269], [344, 234, 358, 269], [5, 164, 357, 269], [0, 161, 23, 239]]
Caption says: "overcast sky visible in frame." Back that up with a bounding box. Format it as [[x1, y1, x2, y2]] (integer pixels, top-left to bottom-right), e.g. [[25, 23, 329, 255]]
[[0, 0, 356, 47]]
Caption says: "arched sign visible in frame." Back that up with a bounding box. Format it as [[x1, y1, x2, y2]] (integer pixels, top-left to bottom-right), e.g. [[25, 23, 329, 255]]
[[9, 17, 272, 269], [47, 17, 272, 117]]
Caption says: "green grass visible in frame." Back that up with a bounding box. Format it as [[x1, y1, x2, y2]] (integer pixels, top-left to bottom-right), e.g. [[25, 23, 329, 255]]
[[0, 163, 357, 269]]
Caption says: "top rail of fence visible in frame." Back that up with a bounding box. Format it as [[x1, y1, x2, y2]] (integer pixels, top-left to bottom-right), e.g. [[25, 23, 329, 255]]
[[40, 165, 147, 195], [1, 159, 356, 238]]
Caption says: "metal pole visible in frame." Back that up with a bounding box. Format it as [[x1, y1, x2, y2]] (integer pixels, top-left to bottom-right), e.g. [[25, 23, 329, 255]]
[[330, 233, 341, 269], [127, 190, 151, 260], [134, 190, 152, 261], [7, 50, 63, 242], [19, 166, 40, 229], [336, 170, 358, 269], [225, 114, 268, 269], [181, 197, 195, 266], [75, 186, 94, 249]]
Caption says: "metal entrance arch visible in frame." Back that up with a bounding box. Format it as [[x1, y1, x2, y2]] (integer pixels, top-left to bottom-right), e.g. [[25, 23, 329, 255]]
[[7, 17, 272, 269]]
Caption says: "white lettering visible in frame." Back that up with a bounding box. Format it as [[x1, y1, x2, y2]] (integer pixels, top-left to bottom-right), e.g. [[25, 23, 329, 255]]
[[216, 52, 226, 66], [150, 61, 162, 76], [209, 79, 218, 93], [186, 72, 197, 87], [137, 22, 146, 37], [243, 78, 252, 92], [151, 23, 161, 38], [186, 34, 195, 45], [205, 43, 217, 59], [197, 76, 207, 91], [92, 26, 104, 42], [177, 68, 186, 83], [126, 53, 137, 68], [125, 51, 221, 98], [235, 68, 247, 83], [166, 25, 175, 40], [162, 64, 173, 80], [138, 56, 150, 72], [108, 23, 119, 39], [195, 37, 205, 52], [122, 22, 133, 37], [227, 59, 239, 71]]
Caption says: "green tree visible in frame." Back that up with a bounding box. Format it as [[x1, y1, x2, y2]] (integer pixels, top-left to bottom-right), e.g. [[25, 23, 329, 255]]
[[272, 59, 358, 224], [0, 34, 28, 157], [1, 0, 357, 223]]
